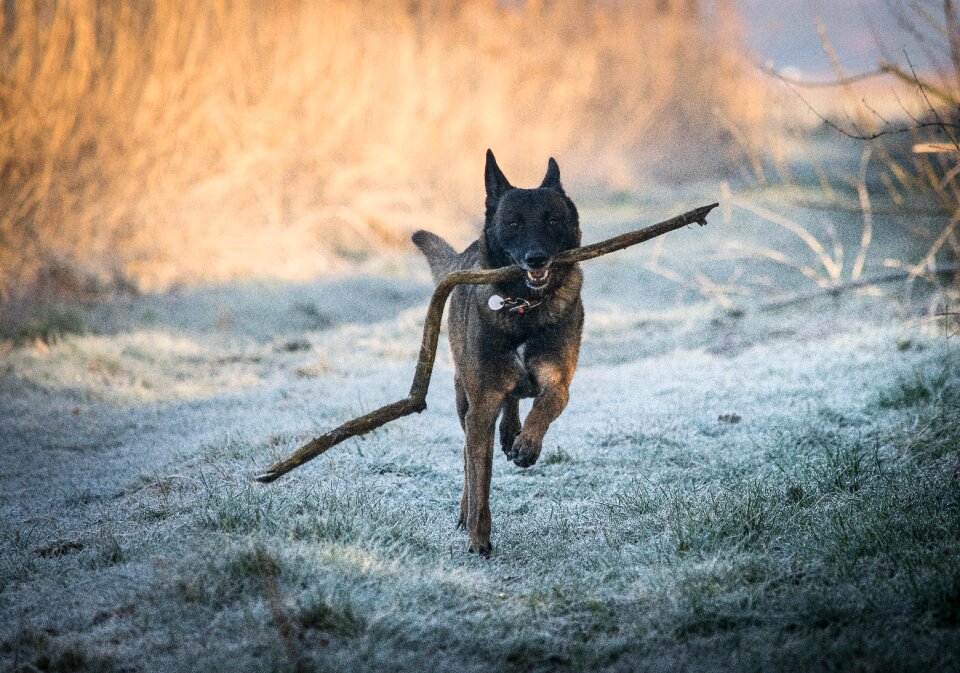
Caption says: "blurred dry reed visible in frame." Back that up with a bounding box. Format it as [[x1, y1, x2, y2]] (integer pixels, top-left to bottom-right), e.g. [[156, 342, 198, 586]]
[[0, 0, 765, 300]]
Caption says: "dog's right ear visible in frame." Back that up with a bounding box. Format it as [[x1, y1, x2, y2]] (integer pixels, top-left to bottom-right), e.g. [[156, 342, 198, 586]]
[[485, 149, 513, 205]]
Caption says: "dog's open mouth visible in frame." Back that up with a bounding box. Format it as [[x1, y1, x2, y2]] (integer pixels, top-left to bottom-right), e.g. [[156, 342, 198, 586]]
[[525, 268, 550, 290]]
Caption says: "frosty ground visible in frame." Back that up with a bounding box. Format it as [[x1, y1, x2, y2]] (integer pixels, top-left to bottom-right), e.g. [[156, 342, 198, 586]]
[[1, 185, 958, 672]]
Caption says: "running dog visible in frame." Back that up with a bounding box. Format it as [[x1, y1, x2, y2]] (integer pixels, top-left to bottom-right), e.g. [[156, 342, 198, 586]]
[[412, 150, 583, 555]]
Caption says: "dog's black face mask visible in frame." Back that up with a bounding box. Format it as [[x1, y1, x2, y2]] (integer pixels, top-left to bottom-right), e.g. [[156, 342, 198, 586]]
[[482, 150, 581, 296]]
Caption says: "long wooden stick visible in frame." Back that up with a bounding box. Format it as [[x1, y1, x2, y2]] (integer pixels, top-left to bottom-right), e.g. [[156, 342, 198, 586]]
[[255, 202, 718, 483]]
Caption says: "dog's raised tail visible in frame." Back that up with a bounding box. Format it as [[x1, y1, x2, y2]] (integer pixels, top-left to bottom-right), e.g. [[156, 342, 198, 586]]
[[412, 230, 459, 284]]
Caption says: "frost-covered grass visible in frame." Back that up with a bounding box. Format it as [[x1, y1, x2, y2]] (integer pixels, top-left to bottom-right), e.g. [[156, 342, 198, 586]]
[[1, 194, 959, 672]]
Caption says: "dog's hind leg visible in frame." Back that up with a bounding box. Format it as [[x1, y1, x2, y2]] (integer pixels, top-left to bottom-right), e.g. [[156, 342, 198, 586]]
[[499, 395, 521, 460], [463, 390, 503, 555], [455, 375, 469, 431], [456, 375, 470, 530], [458, 443, 468, 530]]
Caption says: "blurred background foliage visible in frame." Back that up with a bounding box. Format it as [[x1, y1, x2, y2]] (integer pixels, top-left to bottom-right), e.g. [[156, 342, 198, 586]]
[[0, 0, 957, 302]]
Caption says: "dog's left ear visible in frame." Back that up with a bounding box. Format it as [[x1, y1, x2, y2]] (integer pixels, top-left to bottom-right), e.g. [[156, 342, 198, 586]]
[[539, 157, 564, 193], [485, 149, 513, 203]]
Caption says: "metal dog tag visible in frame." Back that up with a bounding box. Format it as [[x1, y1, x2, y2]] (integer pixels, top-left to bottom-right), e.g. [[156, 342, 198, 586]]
[[488, 294, 505, 311]]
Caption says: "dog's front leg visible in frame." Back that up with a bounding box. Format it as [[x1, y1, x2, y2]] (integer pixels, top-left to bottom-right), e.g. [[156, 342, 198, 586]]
[[463, 391, 505, 555], [511, 361, 573, 468]]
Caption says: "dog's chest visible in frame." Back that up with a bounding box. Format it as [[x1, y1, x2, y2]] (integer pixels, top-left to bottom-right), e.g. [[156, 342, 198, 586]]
[[490, 308, 548, 335]]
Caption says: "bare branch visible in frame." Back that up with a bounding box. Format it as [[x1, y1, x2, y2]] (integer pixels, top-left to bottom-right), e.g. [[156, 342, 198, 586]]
[[904, 51, 960, 150], [755, 265, 959, 313], [255, 203, 719, 483], [779, 77, 960, 141], [887, 0, 952, 77], [879, 60, 958, 106], [754, 61, 888, 88], [862, 97, 894, 127]]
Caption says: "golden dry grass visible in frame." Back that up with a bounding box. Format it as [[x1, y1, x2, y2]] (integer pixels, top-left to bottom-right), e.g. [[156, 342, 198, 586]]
[[0, 0, 768, 299]]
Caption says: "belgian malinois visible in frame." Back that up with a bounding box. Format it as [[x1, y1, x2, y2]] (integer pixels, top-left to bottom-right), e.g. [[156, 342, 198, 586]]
[[412, 150, 583, 555]]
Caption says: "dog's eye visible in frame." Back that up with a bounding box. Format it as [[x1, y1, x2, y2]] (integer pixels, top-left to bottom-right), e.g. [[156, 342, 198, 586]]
[[549, 218, 560, 226], [507, 221, 519, 229]]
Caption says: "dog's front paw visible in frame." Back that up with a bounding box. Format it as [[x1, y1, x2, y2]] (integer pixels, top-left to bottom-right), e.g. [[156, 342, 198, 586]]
[[511, 435, 542, 468]]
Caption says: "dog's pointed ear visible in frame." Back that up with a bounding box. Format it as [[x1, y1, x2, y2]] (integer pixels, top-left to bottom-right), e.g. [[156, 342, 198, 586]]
[[485, 149, 513, 203], [540, 157, 564, 192]]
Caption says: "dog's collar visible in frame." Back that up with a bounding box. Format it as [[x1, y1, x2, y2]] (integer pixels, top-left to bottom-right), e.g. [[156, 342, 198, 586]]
[[488, 294, 541, 314]]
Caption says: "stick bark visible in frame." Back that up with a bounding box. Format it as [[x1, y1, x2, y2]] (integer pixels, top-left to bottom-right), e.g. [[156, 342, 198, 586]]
[[255, 202, 718, 483]]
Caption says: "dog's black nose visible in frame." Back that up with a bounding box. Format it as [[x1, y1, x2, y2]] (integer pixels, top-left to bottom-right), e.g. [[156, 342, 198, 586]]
[[524, 251, 549, 269]]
